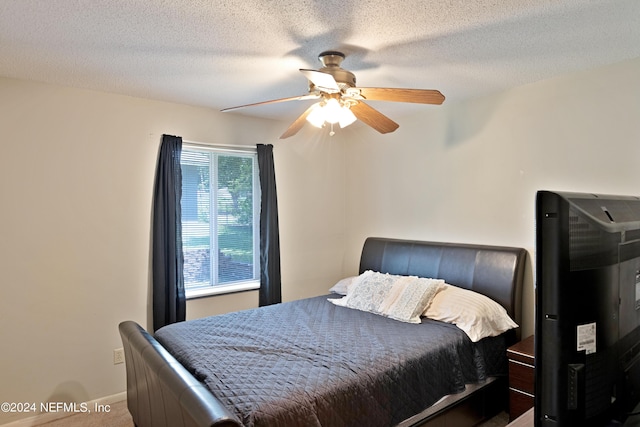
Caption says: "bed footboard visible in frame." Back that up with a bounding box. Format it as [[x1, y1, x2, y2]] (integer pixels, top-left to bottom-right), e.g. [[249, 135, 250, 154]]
[[119, 321, 241, 427]]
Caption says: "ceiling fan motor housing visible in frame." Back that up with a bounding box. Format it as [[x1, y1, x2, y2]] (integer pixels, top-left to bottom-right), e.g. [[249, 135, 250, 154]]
[[318, 51, 356, 89]]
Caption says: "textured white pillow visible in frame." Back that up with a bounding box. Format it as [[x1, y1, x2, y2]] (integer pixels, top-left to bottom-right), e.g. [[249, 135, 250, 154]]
[[423, 284, 518, 342], [330, 271, 444, 323], [328, 276, 356, 295]]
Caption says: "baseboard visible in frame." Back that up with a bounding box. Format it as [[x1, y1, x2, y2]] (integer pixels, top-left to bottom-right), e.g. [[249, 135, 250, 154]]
[[0, 392, 126, 427]]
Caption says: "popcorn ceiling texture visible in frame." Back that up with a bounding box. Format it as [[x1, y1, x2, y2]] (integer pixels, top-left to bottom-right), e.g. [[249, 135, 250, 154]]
[[1, 0, 640, 119]]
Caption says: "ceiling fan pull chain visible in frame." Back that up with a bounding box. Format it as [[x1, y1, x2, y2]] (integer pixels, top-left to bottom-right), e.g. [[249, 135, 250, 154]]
[[329, 122, 335, 137]]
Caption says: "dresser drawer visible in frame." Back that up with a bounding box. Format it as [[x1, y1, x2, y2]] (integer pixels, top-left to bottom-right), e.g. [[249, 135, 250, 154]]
[[508, 336, 535, 422], [508, 359, 535, 395], [509, 388, 534, 421]]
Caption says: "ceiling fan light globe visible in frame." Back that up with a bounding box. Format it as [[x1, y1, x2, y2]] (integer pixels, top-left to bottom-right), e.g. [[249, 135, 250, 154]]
[[339, 106, 357, 128], [323, 98, 343, 124], [306, 103, 326, 128]]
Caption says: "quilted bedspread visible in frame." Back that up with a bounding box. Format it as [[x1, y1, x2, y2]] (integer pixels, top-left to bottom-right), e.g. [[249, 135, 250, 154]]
[[155, 295, 508, 427]]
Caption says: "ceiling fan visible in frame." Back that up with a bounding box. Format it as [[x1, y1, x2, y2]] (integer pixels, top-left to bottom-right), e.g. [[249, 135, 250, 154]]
[[221, 51, 445, 139]]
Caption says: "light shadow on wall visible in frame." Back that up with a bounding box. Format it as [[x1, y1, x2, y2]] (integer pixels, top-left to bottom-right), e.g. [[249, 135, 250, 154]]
[[443, 96, 502, 149]]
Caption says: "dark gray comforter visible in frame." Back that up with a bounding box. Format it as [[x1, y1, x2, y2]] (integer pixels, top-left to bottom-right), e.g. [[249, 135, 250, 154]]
[[155, 295, 507, 427]]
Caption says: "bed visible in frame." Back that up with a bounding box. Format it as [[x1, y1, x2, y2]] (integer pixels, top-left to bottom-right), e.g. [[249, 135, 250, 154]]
[[119, 237, 527, 427]]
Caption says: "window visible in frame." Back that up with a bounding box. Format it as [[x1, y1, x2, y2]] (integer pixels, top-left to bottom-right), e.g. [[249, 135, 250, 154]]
[[180, 144, 260, 297]]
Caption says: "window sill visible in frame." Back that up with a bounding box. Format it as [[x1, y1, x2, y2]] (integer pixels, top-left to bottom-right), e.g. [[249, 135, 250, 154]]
[[186, 280, 260, 300]]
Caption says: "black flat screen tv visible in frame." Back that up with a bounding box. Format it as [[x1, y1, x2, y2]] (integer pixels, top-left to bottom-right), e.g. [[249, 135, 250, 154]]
[[535, 190, 640, 426]]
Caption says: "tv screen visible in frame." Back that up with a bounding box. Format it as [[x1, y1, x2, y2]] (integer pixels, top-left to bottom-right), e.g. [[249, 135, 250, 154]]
[[535, 191, 640, 426]]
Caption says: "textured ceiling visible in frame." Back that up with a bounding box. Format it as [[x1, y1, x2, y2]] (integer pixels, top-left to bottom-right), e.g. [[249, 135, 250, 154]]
[[2, 0, 640, 121]]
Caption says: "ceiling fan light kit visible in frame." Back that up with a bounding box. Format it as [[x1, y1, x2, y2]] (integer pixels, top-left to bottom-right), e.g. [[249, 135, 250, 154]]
[[306, 98, 357, 128], [222, 50, 445, 139]]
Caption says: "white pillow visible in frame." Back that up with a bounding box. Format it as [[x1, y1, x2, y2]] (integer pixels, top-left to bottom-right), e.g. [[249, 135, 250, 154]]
[[423, 284, 518, 342], [328, 276, 356, 295], [330, 271, 444, 323]]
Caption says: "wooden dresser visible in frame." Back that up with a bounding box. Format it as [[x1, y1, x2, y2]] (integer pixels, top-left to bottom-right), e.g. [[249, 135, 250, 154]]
[[507, 335, 535, 421]]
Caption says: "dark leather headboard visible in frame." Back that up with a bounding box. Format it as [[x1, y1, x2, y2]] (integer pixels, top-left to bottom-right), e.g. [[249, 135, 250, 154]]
[[359, 237, 527, 339]]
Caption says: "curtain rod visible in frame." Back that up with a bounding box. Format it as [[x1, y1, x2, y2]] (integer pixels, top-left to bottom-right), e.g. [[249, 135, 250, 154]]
[[183, 140, 257, 154]]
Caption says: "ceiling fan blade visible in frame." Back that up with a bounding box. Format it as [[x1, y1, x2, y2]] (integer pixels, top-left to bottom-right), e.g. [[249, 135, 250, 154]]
[[300, 69, 340, 92], [221, 94, 319, 112], [350, 101, 399, 134], [357, 87, 445, 105], [279, 104, 317, 139]]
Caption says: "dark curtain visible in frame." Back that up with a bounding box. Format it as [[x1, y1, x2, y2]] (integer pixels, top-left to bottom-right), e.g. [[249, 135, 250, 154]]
[[152, 134, 185, 331], [257, 144, 282, 306]]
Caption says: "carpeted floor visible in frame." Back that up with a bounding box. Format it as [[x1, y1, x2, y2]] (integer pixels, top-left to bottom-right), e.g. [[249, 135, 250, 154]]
[[31, 400, 509, 427], [34, 400, 133, 427], [479, 411, 510, 426]]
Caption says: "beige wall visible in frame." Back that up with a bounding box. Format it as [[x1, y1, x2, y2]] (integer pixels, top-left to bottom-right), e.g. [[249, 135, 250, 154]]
[[0, 78, 346, 424], [1, 55, 639, 424], [341, 56, 640, 338]]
